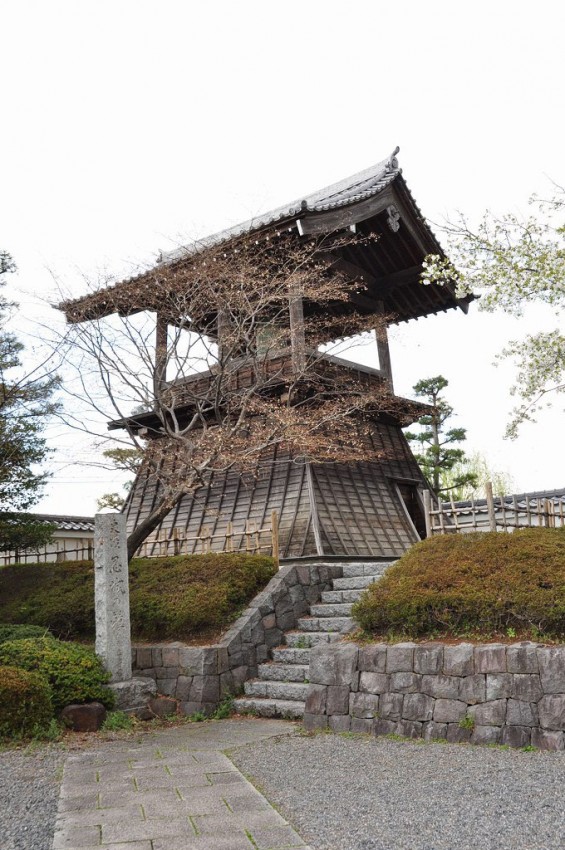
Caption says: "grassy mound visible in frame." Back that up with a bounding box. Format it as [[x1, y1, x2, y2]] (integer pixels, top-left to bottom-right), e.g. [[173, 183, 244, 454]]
[[0, 553, 276, 641], [352, 529, 565, 640], [0, 665, 54, 739], [0, 637, 113, 712], [0, 624, 52, 644]]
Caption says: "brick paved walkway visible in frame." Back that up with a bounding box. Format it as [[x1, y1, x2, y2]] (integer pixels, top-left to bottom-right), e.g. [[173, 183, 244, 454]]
[[52, 718, 309, 850]]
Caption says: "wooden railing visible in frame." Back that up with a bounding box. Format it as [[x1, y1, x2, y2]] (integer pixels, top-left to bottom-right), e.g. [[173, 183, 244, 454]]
[[0, 540, 94, 567], [136, 511, 280, 564], [423, 483, 565, 536]]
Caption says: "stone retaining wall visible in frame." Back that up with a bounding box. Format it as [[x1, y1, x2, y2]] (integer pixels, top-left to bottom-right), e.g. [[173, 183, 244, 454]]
[[132, 561, 340, 715], [303, 641, 565, 750]]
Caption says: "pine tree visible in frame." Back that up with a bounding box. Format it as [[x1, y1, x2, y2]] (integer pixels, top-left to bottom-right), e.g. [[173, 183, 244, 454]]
[[404, 375, 478, 495], [0, 252, 60, 554]]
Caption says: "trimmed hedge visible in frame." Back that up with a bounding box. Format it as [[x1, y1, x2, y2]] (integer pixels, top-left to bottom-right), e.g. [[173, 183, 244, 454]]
[[0, 624, 52, 644], [0, 637, 114, 712], [0, 665, 53, 739], [0, 553, 276, 641], [352, 529, 565, 640]]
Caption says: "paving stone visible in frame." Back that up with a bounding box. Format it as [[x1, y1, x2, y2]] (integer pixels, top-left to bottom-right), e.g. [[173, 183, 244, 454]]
[[402, 693, 434, 722], [351, 717, 373, 734], [474, 645, 507, 674], [396, 719, 423, 739], [433, 699, 468, 723], [359, 644, 387, 673], [414, 645, 443, 675], [469, 698, 507, 727], [373, 718, 397, 736], [501, 725, 531, 748], [350, 692, 379, 719], [329, 714, 351, 732], [471, 725, 501, 745], [423, 721, 448, 741], [538, 694, 565, 731], [303, 713, 328, 731], [446, 723, 472, 743], [52, 825, 102, 848], [389, 672, 421, 693], [443, 643, 474, 677], [510, 674, 543, 702], [379, 692, 404, 721], [326, 684, 350, 715], [308, 643, 359, 686], [421, 674, 459, 700], [537, 647, 565, 693], [386, 643, 415, 672], [507, 642, 539, 673], [458, 674, 486, 704], [506, 699, 539, 727], [304, 684, 327, 715], [60, 702, 107, 732], [531, 728, 565, 751], [486, 673, 513, 700], [359, 671, 389, 694]]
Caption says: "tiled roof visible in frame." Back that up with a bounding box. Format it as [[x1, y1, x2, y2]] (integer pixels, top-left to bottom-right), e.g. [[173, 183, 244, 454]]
[[32, 514, 95, 533], [443, 488, 565, 515], [156, 148, 401, 266]]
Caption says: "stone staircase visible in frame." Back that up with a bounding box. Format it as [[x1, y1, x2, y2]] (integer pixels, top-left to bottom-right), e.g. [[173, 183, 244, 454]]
[[233, 561, 394, 719]]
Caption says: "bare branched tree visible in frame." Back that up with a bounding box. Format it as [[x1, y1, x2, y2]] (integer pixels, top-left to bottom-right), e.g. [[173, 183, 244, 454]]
[[58, 230, 413, 560]]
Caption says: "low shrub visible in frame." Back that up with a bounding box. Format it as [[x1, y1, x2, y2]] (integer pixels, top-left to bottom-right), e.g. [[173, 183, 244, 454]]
[[0, 665, 53, 739], [0, 624, 52, 644], [0, 553, 276, 641], [352, 528, 565, 640], [0, 637, 114, 713]]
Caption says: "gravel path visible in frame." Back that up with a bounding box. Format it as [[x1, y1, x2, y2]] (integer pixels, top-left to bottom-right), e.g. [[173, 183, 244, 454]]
[[0, 744, 66, 850], [230, 731, 565, 850]]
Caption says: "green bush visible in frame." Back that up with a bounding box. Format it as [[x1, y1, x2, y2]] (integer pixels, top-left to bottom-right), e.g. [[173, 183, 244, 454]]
[[0, 553, 276, 641], [352, 529, 565, 640], [0, 637, 114, 712], [0, 665, 53, 739], [0, 624, 51, 644]]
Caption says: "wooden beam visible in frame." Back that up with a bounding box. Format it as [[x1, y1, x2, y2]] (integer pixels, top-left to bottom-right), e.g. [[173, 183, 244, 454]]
[[288, 286, 306, 372], [153, 313, 168, 403], [375, 301, 393, 392], [298, 186, 396, 235]]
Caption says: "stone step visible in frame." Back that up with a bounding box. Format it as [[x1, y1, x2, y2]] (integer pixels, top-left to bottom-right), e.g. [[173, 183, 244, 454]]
[[233, 697, 305, 720], [309, 602, 353, 617], [321, 589, 365, 604], [258, 663, 309, 682], [271, 647, 311, 664], [341, 562, 391, 578], [244, 680, 309, 701], [296, 616, 354, 633], [332, 575, 381, 591], [284, 631, 343, 648]]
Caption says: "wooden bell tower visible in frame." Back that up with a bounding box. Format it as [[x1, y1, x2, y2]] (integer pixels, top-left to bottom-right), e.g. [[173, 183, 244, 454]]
[[62, 149, 471, 559]]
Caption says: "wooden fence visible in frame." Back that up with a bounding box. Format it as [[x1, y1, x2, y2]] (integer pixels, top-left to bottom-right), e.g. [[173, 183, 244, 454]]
[[136, 511, 280, 564], [423, 483, 565, 536], [0, 540, 94, 567]]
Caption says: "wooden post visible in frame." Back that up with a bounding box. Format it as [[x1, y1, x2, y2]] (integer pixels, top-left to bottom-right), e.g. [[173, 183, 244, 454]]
[[375, 304, 393, 392], [245, 520, 251, 553], [271, 510, 280, 567], [226, 521, 233, 553], [485, 481, 497, 531], [173, 527, 180, 556], [288, 285, 306, 372], [153, 313, 168, 404], [423, 490, 432, 538]]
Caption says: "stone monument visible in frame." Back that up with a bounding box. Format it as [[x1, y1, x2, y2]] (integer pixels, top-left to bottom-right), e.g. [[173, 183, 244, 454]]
[[94, 513, 155, 711]]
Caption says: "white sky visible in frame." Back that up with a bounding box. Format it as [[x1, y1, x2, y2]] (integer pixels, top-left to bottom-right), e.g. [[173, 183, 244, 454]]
[[1, 0, 564, 514]]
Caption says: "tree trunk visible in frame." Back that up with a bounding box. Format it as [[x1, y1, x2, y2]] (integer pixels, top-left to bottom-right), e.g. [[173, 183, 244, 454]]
[[125, 494, 184, 562]]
